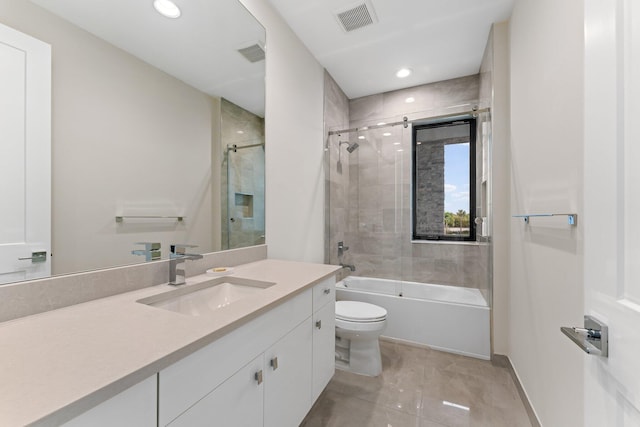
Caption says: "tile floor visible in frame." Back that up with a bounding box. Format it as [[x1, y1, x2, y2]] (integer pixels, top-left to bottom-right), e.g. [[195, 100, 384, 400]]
[[301, 340, 532, 427]]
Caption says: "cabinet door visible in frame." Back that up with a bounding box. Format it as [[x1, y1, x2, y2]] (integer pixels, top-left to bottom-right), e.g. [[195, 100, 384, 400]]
[[167, 354, 264, 427], [312, 301, 335, 402], [62, 375, 156, 427], [264, 318, 312, 427]]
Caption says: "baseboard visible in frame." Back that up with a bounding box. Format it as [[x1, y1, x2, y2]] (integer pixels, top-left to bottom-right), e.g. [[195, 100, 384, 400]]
[[492, 354, 542, 427], [380, 336, 490, 360]]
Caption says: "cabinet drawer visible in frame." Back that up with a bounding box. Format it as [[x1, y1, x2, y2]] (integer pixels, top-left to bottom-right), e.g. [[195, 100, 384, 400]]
[[159, 288, 312, 426], [312, 276, 335, 311]]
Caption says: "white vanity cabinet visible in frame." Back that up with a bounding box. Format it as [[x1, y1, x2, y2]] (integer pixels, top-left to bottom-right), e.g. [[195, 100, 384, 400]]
[[159, 276, 336, 427], [169, 318, 313, 427], [311, 276, 336, 402], [62, 276, 336, 427], [62, 375, 157, 427]]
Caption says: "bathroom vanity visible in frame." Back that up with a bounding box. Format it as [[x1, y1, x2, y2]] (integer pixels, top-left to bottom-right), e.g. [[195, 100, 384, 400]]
[[0, 259, 338, 426]]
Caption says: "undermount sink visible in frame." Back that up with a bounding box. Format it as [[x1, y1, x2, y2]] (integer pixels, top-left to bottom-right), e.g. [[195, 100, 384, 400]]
[[138, 276, 275, 316]]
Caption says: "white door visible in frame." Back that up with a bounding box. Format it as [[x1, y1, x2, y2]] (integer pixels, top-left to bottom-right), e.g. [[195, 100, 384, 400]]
[[0, 23, 51, 285], [584, 0, 640, 425]]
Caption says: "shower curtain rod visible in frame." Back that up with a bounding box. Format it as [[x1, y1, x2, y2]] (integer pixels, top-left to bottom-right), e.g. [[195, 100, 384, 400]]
[[327, 107, 490, 136]]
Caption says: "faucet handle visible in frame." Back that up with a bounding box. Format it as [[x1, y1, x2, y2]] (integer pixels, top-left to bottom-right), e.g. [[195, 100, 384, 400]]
[[170, 244, 198, 255], [337, 241, 348, 249], [132, 242, 161, 261], [135, 242, 161, 251]]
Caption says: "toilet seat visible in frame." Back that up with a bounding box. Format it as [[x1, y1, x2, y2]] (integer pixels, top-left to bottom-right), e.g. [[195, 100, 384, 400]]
[[336, 301, 387, 323]]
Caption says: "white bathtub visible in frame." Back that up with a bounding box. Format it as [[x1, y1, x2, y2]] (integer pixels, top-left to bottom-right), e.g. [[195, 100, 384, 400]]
[[336, 276, 490, 359]]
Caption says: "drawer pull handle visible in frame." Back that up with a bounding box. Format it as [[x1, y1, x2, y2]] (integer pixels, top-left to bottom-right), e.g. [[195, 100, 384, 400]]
[[255, 370, 263, 385], [316, 320, 322, 329], [270, 357, 278, 370], [323, 288, 331, 294]]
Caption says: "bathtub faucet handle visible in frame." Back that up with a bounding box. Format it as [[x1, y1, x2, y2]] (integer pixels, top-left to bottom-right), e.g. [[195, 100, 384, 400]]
[[338, 241, 349, 257]]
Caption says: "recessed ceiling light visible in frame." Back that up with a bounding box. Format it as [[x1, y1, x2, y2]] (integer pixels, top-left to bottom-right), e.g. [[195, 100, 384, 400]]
[[237, 130, 244, 134], [405, 97, 415, 103], [358, 135, 365, 140], [153, 0, 181, 18], [396, 68, 412, 78], [377, 122, 386, 126], [397, 149, 404, 152], [383, 132, 391, 137], [393, 142, 401, 145]]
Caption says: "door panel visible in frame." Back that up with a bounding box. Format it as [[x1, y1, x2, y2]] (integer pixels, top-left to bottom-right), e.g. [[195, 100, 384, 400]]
[[0, 23, 51, 285], [584, 0, 640, 425]]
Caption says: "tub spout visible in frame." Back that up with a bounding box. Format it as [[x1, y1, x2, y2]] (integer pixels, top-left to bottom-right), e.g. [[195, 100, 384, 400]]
[[340, 263, 356, 272]]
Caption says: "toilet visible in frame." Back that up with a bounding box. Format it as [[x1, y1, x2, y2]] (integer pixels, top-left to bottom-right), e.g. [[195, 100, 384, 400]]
[[334, 300, 387, 377]]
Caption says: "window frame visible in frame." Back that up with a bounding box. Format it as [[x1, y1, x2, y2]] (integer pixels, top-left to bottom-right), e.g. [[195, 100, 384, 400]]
[[411, 118, 477, 242]]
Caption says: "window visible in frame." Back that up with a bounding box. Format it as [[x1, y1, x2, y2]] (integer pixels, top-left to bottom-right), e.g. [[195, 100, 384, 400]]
[[412, 118, 476, 241]]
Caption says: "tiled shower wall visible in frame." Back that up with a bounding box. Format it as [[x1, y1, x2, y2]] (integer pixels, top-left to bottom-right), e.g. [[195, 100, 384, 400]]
[[325, 74, 490, 291]]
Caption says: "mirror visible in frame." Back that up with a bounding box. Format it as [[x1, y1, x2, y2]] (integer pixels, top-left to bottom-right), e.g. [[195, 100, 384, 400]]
[[0, 0, 265, 285]]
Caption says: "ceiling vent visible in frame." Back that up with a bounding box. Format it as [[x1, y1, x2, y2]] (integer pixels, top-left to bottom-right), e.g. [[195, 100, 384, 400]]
[[237, 43, 265, 63], [335, 2, 378, 33]]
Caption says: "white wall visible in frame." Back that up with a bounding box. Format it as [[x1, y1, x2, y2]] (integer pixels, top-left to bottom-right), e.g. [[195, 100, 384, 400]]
[[240, 0, 326, 263], [508, 0, 584, 425]]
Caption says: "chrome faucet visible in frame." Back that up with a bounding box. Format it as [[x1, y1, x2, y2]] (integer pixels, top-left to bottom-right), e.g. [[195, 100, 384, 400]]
[[131, 242, 161, 261], [340, 263, 356, 272], [169, 244, 203, 286]]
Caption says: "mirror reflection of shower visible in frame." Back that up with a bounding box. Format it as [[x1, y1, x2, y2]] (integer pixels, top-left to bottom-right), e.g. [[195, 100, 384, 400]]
[[341, 141, 359, 153]]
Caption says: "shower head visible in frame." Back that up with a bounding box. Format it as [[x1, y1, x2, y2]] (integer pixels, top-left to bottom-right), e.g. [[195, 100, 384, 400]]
[[339, 141, 360, 153]]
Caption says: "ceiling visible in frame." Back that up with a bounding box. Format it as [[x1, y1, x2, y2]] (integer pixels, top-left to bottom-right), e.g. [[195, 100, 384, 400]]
[[31, 0, 266, 117], [267, 0, 515, 99]]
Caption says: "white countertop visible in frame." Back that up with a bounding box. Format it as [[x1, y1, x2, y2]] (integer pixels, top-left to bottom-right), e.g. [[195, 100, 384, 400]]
[[0, 259, 340, 426]]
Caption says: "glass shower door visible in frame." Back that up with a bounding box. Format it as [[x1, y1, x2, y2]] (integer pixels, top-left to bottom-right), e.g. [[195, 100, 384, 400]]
[[223, 143, 265, 250]]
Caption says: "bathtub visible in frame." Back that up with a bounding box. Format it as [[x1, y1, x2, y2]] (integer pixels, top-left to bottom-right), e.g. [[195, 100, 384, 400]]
[[336, 276, 490, 359]]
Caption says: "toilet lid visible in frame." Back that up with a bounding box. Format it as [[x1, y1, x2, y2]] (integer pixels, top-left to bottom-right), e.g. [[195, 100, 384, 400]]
[[336, 301, 387, 322]]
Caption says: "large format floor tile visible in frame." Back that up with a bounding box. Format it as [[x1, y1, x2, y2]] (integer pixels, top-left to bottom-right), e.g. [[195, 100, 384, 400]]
[[301, 341, 532, 427]]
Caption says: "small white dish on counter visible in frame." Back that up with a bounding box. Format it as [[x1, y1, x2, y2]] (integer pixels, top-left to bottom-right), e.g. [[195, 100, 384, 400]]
[[206, 267, 234, 276]]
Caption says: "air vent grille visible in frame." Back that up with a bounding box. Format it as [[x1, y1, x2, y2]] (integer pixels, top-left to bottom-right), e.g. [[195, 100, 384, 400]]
[[237, 44, 265, 63], [336, 3, 375, 32]]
